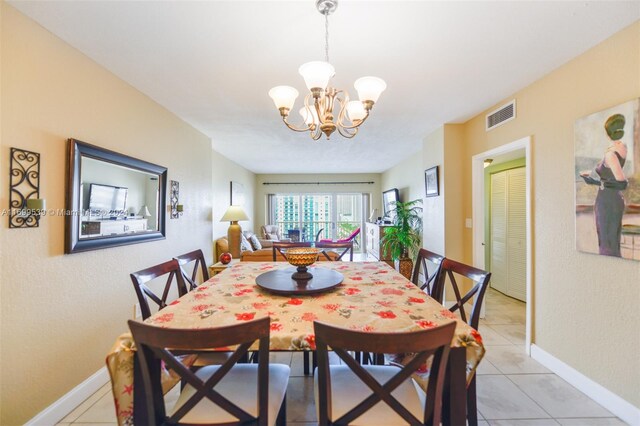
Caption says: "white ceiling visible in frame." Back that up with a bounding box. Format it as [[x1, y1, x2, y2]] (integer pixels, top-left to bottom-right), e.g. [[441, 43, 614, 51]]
[[10, 1, 640, 174]]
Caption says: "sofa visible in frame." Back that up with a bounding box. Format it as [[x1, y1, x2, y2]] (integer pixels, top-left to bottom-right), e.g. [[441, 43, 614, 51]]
[[214, 230, 339, 262], [215, 233, 284, 262]]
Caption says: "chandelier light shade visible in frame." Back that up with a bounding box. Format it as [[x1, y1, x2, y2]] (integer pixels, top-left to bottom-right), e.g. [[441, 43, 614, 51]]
[[268, 86, 299, 111], [268, 0, 386, 140], [354, 76, 387, 104], [346, 101, 367, 122], [298, 61, 336, 90]]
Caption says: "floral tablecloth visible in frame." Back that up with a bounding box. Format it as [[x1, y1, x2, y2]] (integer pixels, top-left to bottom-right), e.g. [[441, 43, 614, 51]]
[[108, 261, 484, 425]]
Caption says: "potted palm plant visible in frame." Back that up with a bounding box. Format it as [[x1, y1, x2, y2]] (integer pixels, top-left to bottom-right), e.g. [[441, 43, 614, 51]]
[[380, 199, 423, 279]]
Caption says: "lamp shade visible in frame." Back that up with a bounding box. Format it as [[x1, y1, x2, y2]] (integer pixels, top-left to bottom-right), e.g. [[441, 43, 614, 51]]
[[298, 61, 335, 91], [138, 205, 152, 217], [346, 101, 367, 122], [354, 76, 387, 103], [268, 86, 299, 111], [221, 205, 249, 222], [299, 106, 319, 126]]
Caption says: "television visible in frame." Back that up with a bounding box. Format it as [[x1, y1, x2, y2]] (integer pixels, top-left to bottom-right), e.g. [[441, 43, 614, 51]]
[[89, 183, 128, 214], [382, 188, 400, 219]]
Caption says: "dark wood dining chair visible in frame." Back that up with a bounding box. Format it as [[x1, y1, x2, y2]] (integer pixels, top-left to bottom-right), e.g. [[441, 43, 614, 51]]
[[130, 259, 188, 320], [131, 259, 230, 367], [434, 258, 491, 426], [128, 317, 289, 425], [174, 249, 209, 291], [314, 320, 456, 426], [316, 241, 354, 261], [411, 248, 445, 296], [271, 241, 312, 261]]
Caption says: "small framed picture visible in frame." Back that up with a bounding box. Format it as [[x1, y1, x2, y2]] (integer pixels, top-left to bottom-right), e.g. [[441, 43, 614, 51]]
[[230, 181, 245, 206], [425, 166, 439, 197]]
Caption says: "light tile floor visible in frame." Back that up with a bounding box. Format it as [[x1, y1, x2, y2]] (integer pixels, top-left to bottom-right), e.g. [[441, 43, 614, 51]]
[[58, 288, 626, 425]]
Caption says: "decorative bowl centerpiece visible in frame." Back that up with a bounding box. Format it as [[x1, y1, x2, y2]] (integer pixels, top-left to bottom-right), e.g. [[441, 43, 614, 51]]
[[286, 247, 320, 280]]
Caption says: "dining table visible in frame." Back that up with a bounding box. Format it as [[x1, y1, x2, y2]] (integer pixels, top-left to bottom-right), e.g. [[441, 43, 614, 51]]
[[107, 260, 485, 425]]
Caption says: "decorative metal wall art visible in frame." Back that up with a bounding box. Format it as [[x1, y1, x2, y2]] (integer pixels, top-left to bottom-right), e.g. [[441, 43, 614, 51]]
[[170, 180, 180, 219], [9, 148, 41, 228]]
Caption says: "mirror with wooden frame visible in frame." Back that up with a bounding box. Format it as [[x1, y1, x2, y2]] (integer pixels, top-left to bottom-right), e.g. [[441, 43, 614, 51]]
[[65, 139, 167, 254]]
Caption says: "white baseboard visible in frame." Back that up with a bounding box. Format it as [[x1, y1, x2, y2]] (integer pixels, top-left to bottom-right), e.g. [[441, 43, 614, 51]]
[[531, 344, 639, 425], [25, 367, 110, 426]]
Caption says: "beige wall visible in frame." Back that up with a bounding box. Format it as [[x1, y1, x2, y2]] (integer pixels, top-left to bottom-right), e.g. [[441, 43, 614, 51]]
[[0, 4, 213, 424], [459, 22, 640, 406], [443, 124, 467, 263], [0, 3, 4, 423], [211, 148, 256, 243], [380, 151, 423, 204], [254, 173, 381, 230], [422, 127, 446, 254], [382, 125, 467, 260]]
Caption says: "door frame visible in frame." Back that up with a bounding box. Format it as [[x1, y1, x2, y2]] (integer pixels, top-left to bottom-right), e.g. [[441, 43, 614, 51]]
[[471, 136, 532, 354]]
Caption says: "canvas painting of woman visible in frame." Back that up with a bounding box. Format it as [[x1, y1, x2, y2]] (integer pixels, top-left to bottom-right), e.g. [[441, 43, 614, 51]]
[[575, 98, 639, 261]]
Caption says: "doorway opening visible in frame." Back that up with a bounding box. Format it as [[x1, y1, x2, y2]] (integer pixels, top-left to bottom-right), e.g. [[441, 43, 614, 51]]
[[472, 136, 532, 354]]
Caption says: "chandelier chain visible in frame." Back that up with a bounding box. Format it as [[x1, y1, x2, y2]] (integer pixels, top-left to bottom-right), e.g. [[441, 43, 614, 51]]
[[324, 10, 329, 63]]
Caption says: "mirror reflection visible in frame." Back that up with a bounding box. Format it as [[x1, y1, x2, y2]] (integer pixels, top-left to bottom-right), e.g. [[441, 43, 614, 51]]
[[79, 157, 160, 239]]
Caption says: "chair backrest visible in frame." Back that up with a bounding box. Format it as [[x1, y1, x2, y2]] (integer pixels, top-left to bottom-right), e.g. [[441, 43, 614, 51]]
[[174, 249, 209, 291], [128, 317, 270, 426], [411, 248, 445, 296], [271, 241, 312, 261], [261, 225, 281, 240], [315, 228, 325, 241], [130, 260, 188, 320], [316, 241, 354, 261], [433, 258, 491, 329], [314, 320, 455, 426]]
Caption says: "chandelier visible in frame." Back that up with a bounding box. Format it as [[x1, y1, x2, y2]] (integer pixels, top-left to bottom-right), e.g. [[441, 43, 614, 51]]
[[268, 0, 386, 140]]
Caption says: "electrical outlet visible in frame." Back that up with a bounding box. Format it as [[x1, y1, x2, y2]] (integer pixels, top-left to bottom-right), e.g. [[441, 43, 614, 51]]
[[465, 218, 472, 229], [134, 303, 142, 319]]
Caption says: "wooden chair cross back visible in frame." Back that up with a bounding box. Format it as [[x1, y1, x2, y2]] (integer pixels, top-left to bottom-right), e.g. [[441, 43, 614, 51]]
[[175, 249, 209, 291], [434, 258, 491, 329], [432, 258, 490, 426], [130, 259, 188, 320], [314, 320, 456, 426], [271, 241, 313, 261], [411, 248, 445, 296], [316, 241, 354, 261], [128, 317, 271, 426]]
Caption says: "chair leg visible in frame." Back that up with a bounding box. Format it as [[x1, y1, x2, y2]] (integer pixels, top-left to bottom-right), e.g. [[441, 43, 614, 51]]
[[303, 351, 310, 375], [467, 375, 478, 426], [312, 350, 317, 371], [276, 393, 287, 426]]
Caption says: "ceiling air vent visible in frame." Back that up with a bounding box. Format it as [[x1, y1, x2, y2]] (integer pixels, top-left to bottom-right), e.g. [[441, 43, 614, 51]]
[[486, 100, 516, 131]]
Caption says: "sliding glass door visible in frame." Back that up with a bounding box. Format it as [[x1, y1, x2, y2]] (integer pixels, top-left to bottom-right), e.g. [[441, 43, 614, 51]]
[[270, 193, 364, 251]]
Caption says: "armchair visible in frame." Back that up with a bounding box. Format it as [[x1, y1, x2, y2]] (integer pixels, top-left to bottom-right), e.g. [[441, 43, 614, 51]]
[[260, 225, 291, 242]]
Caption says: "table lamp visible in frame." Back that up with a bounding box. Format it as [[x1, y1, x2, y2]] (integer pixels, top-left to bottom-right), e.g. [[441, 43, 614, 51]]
[[220, 205, 249, 258], [137, 206, 152, 218]]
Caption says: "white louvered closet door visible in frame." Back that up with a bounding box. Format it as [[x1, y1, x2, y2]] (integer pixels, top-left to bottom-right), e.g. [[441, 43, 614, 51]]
[[490, 167, 526, 301]]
